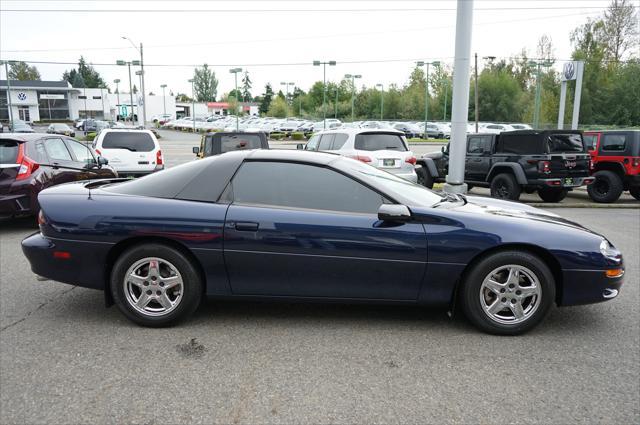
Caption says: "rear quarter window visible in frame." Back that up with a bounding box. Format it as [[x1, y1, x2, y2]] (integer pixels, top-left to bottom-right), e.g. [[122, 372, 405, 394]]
[[101, 132, 156, 152], [354, 133, 407, 151], [0, 140, 19, 163], [601, 134, 626, 152], [583, 134, 598, 150], [496, 134, 541, 154]]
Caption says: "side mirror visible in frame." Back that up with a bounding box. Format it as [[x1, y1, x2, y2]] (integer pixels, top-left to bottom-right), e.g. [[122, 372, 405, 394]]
[[192, 146, 200, 155], [97, 156, 109, 166], [378, 204, 412, 222], [296, 144, 305, 150], [441, 146, 445, 153]]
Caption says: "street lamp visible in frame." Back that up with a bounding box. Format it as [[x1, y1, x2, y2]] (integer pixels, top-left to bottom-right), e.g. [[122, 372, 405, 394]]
[[1, 60, 17, 131], [443, 78, 448, 121], [116, 59, 140, 123], [375, 83, 384, 120], [113, 79, 121, 120], [313, 60, 336, 129], [122, 36, 147, 126], [160, 84, 167, 117], [188, 78, 195, 132], [135, 70, 143, 125], [416, 60, 440, 139], [280, 82, 294, 118], [334, 86, 339, 119], [344, 74, 361, 122], [229, 67, 243, 131], [529, 60, 553, 129]]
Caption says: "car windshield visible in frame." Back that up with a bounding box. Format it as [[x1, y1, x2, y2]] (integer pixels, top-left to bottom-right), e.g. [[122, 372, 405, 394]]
[[546, 133, 585, 153], [101, 132, 155, 152], [0, 140, 19, 163], [354, 133, 407, 151], [337, 158, 442, 207]]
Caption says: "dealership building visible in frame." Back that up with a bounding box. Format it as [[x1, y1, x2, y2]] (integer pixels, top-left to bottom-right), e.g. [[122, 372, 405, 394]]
[[0, 79, 176, 123]]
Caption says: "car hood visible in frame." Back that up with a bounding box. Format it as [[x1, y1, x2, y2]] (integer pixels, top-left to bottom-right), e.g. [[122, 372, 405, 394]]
[[413, 195, 595, 234]]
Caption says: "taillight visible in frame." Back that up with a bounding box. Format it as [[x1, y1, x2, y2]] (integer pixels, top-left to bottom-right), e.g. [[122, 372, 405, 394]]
[[632, 158, 640, 168], [348, 155, 371, 163], [538, 160, 551, 174], [405, 156, 417, 165], [37, 210, 46, 225], [95, 148, 102, 156], [15, 144, 39, 181], [156, 150, 163, 165]]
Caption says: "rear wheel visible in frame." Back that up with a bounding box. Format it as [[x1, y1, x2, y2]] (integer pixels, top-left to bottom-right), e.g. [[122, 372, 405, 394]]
[[460, 251, 555, 335], [490, 173, 521, 201], [111, 243, 202, 327], [416, 166, 434, 189], [588, 170, 624, 203], [629, 186, 640, 201], [537, 187, 568, 203]]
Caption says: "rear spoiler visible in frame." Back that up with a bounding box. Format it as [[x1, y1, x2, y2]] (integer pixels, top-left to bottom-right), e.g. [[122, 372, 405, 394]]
[[84, 178, 131, 189]]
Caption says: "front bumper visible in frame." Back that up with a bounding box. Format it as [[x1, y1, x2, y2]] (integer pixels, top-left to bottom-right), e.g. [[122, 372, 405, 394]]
[[559, 268, 624, 306]]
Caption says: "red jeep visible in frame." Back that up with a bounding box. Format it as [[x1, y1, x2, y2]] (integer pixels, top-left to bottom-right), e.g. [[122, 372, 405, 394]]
[[583, 130, 640, 203]]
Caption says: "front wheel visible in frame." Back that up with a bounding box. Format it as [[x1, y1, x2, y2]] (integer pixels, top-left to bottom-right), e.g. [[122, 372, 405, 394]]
[[537, 187, 568, 203], [490, 173, 521, 201], [416, 166, 434, 189], [111, 244, 203, 327], [460, 251, 555, 335]]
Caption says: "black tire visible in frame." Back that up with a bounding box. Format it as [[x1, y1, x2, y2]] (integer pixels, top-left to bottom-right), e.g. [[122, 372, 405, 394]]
[[630, 186, 640, 201], [587, 170, 624, 203], [416, 166, 434, 189], [490, 173, 521, 201], [459, 250, 555, 335], [537, 187, 568, 203], [110, 243, 203, 327], [467, 184, 474, 191]]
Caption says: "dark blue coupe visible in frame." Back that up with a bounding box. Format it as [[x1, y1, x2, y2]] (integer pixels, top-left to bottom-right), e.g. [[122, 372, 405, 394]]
[[22, 150, 624, 334]]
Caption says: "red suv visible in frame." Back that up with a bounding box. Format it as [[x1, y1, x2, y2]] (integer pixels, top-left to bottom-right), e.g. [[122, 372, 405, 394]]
[[583, 130, 640, 203]]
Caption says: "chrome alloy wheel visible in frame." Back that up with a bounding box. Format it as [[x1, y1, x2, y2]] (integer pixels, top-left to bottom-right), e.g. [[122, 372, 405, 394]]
[[123, 257, 184, 317], [479, 265, 541, 325]]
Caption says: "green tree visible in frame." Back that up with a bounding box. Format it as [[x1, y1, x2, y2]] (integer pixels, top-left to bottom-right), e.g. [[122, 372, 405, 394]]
[[62, 57, 106, 88], [602, 0, 639, 61], [259, 83, 274, 114], [8, 61, 41, 80], [267, 96, 289, 118], [241, 71, 252, 102], [192, 64, 218, 102], [471, 67, 525, 122], [71, 73, 85, 88]]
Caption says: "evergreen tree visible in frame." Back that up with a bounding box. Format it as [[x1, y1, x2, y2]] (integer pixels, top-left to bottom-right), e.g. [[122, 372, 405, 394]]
[[259, 83, 274, 114], [241, 70, 252, 102]]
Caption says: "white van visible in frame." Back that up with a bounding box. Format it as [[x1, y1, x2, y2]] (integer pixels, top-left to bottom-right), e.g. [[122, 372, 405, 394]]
[[92, 129, 163, 177]]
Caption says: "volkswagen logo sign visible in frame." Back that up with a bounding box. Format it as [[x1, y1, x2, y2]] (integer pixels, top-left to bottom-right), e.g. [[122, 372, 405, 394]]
[[563, 62, 576, 81], [17, 92, 27, 101]]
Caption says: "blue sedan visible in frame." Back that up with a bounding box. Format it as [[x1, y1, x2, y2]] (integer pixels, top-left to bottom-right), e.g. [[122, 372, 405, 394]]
[[21, 150, 624, 334]]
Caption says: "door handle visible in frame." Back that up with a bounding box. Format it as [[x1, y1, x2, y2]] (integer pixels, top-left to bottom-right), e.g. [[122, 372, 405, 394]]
[[234, 222, 259, 231]]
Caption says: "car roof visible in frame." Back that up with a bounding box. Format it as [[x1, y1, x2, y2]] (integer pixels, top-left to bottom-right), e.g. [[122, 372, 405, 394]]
[[313, 127, 403, 136], [0, 133, 48, 142], [247, 148, 341, 165]]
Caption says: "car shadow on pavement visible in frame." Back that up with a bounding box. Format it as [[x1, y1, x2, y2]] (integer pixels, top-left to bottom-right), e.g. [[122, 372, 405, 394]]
[[0, 216, 38, 232]]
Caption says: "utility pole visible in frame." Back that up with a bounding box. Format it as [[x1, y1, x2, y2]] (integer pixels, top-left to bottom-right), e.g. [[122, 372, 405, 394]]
[[160, 84, 167, 117], [313, 60, 336, 129], [474, 52, 479, 133], [334, 87, 339, 119], [443, 0, 473, 195], [140, 42, 147, 126], [344, 74, 361, 122], [280, 82, 294, 118], [417, 61, 440, 139], [2, 60, 15, 131], [114, 79, 121, 120], [127, 64, 134, 123], [443, 79, 448, 121], [529, 60, 552, 129], [230, 68, 243, 131], [188, 78, 195, 132], [375, 84, 384, 120]]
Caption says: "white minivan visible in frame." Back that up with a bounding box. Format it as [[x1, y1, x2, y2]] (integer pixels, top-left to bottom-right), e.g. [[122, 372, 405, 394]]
[[92, 129, 163, 177]]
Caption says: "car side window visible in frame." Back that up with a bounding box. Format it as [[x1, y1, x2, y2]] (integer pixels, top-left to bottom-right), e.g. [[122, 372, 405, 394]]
[[332, 133, 349, 150], [467, 137, 484, 154], [66, 140, 95, 164], [583, 134, 598, 150], [601, 134, 626, 151], [231, 161, 386, 214], [44, 138, 73, 161], [306, 134, 320, 151], [25, 141, 49, 163], [318, 134, 335, 151]]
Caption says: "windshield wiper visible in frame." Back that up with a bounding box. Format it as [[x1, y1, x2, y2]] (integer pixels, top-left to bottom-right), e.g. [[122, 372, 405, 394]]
[[113, 146, 137, 151]]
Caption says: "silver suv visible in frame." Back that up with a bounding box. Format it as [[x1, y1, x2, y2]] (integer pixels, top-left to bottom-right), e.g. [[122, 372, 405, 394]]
[[300, 128, 418, 182]]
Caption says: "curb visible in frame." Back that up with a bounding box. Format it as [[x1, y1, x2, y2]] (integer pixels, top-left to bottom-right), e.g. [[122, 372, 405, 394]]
[[527, 203, 639, 208]]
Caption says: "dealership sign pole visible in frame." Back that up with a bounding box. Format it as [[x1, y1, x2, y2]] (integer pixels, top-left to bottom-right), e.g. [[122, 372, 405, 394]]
[[558, 61, 584, 130], [443, 0, 473, 195]]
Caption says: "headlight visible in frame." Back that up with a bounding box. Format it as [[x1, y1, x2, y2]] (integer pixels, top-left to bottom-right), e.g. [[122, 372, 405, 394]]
[[600, 239, 622, 262]]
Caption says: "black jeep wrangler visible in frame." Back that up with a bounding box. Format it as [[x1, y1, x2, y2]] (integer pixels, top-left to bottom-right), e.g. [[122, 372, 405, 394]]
[[416, 130, 594, 202]]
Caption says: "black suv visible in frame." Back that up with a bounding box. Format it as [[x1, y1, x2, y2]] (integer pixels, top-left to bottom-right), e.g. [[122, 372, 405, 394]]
[[416, 130, 594, 202]]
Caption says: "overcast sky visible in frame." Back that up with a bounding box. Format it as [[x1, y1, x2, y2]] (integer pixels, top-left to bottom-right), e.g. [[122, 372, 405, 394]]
[[0, 0, 614, 97]]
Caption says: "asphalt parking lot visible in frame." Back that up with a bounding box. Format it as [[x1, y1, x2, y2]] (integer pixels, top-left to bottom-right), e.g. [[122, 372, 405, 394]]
[[1, 129, 639, 424]]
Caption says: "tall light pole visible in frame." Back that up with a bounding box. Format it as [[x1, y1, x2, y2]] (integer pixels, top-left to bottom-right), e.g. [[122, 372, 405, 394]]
[[375, 83, 384, 120], [160, 84, 167, 117], [443, 79, 448, 121], [344, 74, 361, 122], [113, 79, 121, 120], [117, 59, 140, 123], [188, 78, 195, 132], [417, 60, 440, 139], [334, 86, 339, 119], [135, 70, 144, 126], [229, 68, 242, 131], [280, 81, 294, 118], [529, 60, 552, 129], [122, 36, 146, 126], [313, 60, 336, 129], [1, 60, 16, 131], [444, 0, 474, 195]]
